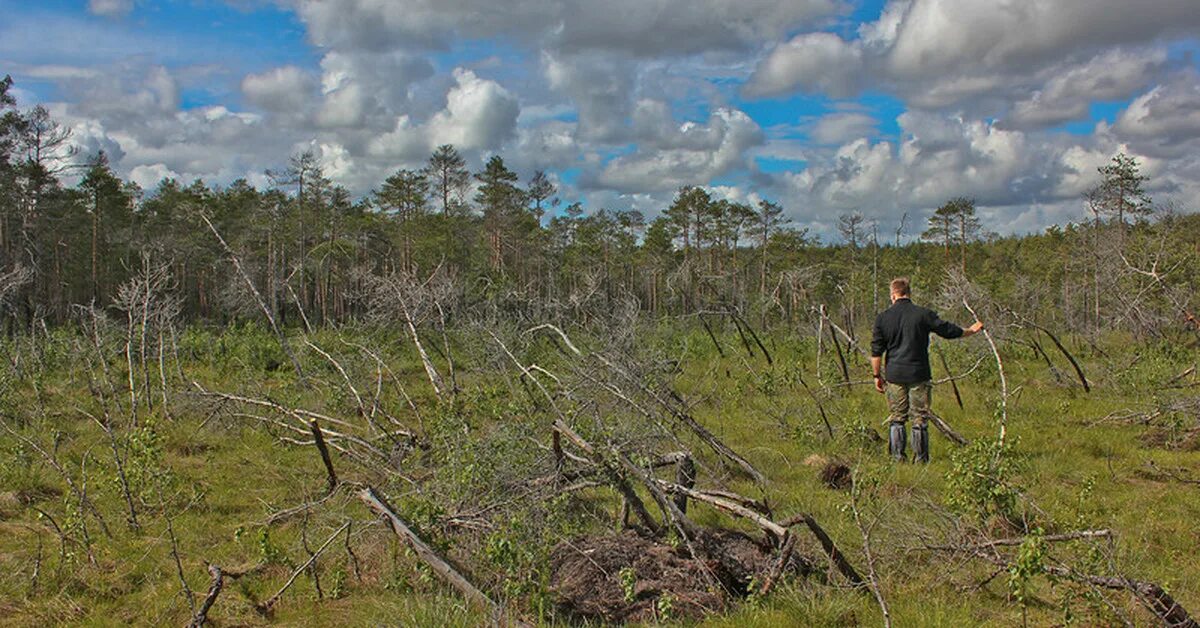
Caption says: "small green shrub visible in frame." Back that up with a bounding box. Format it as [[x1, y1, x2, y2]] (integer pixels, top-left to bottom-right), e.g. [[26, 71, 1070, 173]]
[[945, 437, 1024, 524]]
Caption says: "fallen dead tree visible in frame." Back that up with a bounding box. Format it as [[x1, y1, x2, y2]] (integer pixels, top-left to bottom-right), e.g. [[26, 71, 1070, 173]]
[[1000, 305, 1091, 392], [184, 310, 1145, 626], [359, 487, 514, 623], [1089, 396, 1200, 449], [923, 520, 1197, 627]]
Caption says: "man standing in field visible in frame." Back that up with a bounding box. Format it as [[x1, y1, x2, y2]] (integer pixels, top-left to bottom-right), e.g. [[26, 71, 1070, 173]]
[[871, 278, 983, 463]]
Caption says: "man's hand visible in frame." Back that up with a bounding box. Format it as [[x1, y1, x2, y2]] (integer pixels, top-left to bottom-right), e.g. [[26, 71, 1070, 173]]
[[963, 320, 984, 337], [874, 374, 886, 394]]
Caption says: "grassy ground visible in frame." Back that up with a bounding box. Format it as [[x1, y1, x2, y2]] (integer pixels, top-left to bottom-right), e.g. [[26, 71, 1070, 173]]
[[0, 322, 1196, 627]]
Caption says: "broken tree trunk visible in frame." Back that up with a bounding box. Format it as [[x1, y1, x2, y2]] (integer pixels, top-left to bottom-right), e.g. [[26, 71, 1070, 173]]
[[309, 419, 338, 495], [1046, 566, 1196, 627]]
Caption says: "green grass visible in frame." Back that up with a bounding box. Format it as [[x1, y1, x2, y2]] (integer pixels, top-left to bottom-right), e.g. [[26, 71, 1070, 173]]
[[0, 324, 1196, 626]]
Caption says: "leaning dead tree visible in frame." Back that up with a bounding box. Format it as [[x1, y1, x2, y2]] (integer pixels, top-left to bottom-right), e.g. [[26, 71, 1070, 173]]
[[201, 212, 304, 378]]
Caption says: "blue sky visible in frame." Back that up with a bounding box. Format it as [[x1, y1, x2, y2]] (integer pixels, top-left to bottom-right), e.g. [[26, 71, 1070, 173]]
[[3, 0, 1199, 239]]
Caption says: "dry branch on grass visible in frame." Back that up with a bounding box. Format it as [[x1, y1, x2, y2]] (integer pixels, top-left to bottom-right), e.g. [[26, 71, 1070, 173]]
[[259, 521, 351, 612], [189, 565, 223, 628]]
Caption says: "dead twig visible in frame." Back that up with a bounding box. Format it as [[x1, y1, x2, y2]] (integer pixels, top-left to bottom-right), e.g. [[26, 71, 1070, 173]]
[[258, 521, 350, 612]]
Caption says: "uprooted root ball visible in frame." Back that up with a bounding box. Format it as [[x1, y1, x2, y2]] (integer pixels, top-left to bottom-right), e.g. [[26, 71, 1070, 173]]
[[821, 460, 853, 490], [548, 528, 812, 624]]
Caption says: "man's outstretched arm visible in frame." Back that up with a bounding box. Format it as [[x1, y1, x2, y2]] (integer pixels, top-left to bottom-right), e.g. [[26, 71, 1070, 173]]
[[929, 310, 983, 339]]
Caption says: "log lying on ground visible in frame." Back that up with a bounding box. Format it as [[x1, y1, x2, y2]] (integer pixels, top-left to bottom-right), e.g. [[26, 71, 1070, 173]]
[[928, 411, 970, 446], [358, 486, 506, 620], [972, 529, 1110, 549], [1044, 566, 1198, 627], [931, 527, 1195, 627]]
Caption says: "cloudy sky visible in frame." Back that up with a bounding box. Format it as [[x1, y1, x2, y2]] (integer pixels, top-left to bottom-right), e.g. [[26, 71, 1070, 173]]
[[3, 0, 1199, 239]]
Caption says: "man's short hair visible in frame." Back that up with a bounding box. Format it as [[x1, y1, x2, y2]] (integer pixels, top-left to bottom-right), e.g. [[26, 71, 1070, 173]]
[[890, 277, 911, 296]]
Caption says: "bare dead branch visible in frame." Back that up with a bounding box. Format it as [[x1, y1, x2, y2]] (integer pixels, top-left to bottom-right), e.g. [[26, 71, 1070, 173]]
[[778, 512, 865, 588], [189, 565, 223, 628], [259, 521, 350, 612], [962, 297, 1008, 447], [552, 419, 660, 534], [200, 213, 303, 378]]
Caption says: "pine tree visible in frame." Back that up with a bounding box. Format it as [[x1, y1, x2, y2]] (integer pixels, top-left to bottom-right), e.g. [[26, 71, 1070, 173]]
[[425, 144, 470, 216], [474, 156, 524, 273], [1094, 153, 1152, 230], [78, 151, 133, 304], [527, 170, 557, 225], [375, 169, 428, 274]]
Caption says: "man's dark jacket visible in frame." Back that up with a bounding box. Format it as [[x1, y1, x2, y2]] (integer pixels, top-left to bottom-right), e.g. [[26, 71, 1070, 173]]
[[871, 298, 963, 384]]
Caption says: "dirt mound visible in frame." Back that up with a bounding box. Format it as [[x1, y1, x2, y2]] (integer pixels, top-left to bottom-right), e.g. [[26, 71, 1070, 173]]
[[549, 529, 810, 624]]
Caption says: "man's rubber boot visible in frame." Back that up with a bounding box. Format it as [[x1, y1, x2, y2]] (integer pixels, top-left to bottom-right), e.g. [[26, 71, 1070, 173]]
[[912, 425, 929, 463], [888, 422, 907, 462]]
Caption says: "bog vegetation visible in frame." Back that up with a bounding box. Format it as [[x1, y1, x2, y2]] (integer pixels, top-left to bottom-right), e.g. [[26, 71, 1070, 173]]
[[1, 75, 1198, 627]]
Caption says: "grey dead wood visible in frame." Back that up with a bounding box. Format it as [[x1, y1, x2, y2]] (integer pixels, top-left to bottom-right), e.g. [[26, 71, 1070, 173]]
[[777, 513, 865, 588], [358, 487, 532, 626]]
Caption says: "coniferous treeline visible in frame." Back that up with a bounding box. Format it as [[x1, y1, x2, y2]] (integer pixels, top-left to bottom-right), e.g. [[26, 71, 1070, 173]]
[[1, 76, 1197, 337]]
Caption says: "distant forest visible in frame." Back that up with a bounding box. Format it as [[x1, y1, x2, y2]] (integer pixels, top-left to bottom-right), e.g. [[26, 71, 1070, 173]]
[[2, 75, 1197, 339]]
